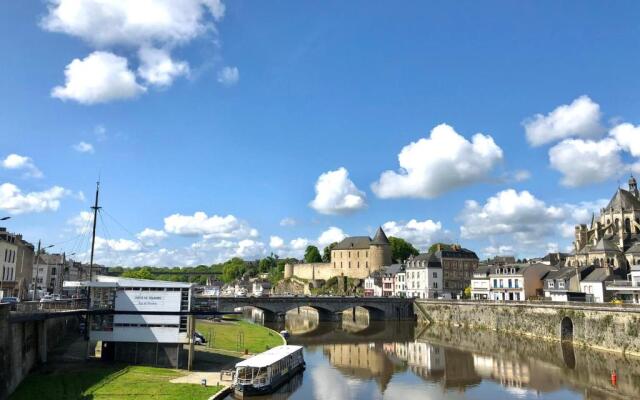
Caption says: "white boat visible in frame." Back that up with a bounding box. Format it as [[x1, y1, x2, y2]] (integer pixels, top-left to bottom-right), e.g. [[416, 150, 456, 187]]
[[233, 345, 305, 398]]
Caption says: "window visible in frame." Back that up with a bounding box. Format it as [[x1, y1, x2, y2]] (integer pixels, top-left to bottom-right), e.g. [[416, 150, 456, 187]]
[[493, 279, 498, 288], [508, 279, 512, 288], [514, 279, 519, 288], [558, 281, 565, 289], [432, 272, 437, 278], [433, 282, 438, 289], [499, 279, 504, 288], [548, 281, 554, 288]]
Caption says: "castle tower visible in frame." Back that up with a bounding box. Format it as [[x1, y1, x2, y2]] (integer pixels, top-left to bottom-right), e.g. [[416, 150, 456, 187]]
[[630, 175, 639, 198], [284, 263, 294, 279], [369, 226, 392, 270]]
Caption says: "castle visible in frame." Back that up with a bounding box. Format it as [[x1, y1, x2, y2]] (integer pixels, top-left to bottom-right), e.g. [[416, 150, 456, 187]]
[[568, 176, 640, 272], [284, 227, 392, 281]]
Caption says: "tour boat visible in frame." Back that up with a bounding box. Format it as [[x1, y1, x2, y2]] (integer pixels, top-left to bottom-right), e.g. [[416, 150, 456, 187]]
[[233, 345, 305, 398]]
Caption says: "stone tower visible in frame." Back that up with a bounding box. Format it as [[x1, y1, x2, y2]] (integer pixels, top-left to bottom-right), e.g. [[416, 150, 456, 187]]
[[284, 263, 294, 279], [630, 175, 639, 198], [369, 226, 392, 271]]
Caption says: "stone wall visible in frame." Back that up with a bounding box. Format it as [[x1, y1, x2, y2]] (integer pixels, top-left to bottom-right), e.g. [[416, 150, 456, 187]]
[[0, 304, 79, 400], [415, 300, 640, 357], [288, 262, 378, 281]]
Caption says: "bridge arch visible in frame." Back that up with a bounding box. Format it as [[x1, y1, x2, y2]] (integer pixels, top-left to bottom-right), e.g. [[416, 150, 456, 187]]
[[337, 304, 386, 321], [560, 316, 573, 342]]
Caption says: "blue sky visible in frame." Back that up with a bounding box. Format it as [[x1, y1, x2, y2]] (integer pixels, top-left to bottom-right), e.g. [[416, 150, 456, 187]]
[[1, 1, 640, 266]]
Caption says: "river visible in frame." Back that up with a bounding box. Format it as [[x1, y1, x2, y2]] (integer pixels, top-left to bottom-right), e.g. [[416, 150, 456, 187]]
[[225, 307, 640, 400]]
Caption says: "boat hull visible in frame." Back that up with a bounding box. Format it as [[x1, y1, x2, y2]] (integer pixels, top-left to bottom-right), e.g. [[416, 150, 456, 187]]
[[234, 363, 305, 399]]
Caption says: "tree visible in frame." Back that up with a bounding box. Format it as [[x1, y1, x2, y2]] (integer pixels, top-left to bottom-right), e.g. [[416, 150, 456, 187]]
[[304, 245, 322, 263], [389, 237, 419, 262], [322, 242, 338, 262], [122, 267, 154, 280], [428, 243, 452, 253], [463, 286, 471, 299]]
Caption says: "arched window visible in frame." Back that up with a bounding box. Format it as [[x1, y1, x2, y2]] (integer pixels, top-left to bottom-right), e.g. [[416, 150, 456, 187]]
[[594, 258, 600, 266], [615, 218, 620, 230], [625, 218, 631, 233]]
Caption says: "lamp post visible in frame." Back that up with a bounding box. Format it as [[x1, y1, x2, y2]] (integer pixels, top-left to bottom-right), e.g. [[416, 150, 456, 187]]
[[32, 241, 54, 301], [0, 216, 11, 221]]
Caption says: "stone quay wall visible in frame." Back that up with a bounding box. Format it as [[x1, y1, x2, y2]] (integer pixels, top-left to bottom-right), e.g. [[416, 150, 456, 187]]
[[415, 300, 640, 357], [0, 304, 79, 400]]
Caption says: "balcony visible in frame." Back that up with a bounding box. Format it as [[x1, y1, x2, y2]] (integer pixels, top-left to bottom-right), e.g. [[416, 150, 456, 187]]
[[606, 280, 640, 291]]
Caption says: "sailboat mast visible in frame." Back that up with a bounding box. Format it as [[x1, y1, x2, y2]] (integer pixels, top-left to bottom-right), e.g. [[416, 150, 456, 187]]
[[89, 181, 101, 282]]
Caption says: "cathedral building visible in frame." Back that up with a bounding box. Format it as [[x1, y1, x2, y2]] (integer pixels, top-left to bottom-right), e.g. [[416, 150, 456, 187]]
[[568, 176, 640, 272]]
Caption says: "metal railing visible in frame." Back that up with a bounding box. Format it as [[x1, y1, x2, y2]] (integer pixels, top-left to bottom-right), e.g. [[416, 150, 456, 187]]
[[14, 298, 88, 313], [606, 280, 640, 288]]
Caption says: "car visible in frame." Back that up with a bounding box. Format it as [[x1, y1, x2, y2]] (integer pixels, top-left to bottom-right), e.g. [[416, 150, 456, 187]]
[[1, 297, 19, 311], [40, 295, 54, 303], [193, 332, 207, 345]]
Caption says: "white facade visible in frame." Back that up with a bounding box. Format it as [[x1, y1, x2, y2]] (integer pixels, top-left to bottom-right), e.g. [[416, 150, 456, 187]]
[[470, 267, 490, 300], [580, 281, 606, 303], [0, 238, 18, 297], [394, 271, 406, 297], [88, 276, 192, 344], [363, 275, 383, 296], [606, 266, 640, 304], [405, 265, 442, 299]]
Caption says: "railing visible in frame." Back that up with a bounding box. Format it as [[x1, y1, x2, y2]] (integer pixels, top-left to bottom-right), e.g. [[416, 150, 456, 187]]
[[14, 298, 88, 313]]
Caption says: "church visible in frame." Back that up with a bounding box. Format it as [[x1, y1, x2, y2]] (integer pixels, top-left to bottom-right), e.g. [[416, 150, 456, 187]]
[[568, 176, 640, 272]]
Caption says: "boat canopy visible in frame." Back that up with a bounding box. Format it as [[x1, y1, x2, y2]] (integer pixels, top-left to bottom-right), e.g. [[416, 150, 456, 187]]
[[235, 345, 303, 368]]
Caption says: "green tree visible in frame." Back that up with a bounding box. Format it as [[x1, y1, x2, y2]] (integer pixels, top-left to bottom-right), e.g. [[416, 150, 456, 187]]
[[122, 267, 154, 280], [428, 243, 453, 253], [322, 242, 338, 262], [304, 245, 322, 263], [463, 286, 471, 299], [389, 237, 419, 262]]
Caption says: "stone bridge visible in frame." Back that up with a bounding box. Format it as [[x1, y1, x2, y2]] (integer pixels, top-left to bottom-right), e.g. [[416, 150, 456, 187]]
[[198, 296, 415, 322]]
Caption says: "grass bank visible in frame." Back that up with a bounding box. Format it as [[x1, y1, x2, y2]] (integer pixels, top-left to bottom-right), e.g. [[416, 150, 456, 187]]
[[196, 319, 284, 354], [10, 365, 223, 400]]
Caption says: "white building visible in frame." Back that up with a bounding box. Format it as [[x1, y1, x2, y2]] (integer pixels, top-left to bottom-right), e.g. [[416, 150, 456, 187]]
[[0, 230, 18, 298], [394, 269, 406, 298], [252, 281, 271, 296], [580, 268, 615, 303], [470, 266, 490, 300], [405, 253, 443, 299], [364, 271, 383, 297], [84, 276, 193, 367], [32, 253, 65, 296], [606, 265, 640, 303], [489, 264, 552, 301]]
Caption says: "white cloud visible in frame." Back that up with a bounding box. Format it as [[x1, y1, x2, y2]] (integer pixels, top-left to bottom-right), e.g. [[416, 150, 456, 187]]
[[513, 170, 531, 182], [548, 138, 623, 187], [52, 51, 146, 104], [279, 217, 297, 227], [269, 236, 284, 249], [610, 123, 640, 157], [459, 189, 565, 240], [138, 47, 189, 87], [482, 245, 515, 257], [73, 141, 95, 154], [371, 124, 503, 199], [217, 66, 239, 86], [1, 154, 43, 178], [41, 0, 225, 47], [381, 219, 444, 250], [136, 228, 168, 246], [42, 1, 225, 102], [95, 236, 142, 252], [523, 95, 604, 146], [0, 183, 69, 214], [290, 238, 310, 251], [68, 211, 93, 234], [309, 167, 367, 215], [317, 227, 347, 248], [164, 211, 258, 239]]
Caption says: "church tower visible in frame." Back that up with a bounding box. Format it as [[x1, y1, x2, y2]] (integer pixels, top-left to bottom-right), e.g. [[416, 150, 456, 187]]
[[630, 175, 639, 199], [369, 226, 392, 270]]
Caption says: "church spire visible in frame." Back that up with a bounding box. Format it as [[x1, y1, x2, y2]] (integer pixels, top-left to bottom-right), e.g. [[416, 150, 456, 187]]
[[630, 174, 639, 198]]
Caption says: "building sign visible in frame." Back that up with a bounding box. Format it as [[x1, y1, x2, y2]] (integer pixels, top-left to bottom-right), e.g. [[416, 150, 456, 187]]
[[115, 290, 181, 312]]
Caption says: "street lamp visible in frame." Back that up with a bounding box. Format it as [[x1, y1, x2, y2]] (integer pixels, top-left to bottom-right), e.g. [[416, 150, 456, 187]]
[[0, 216, 11, 221], [32, 242, 54, 301]]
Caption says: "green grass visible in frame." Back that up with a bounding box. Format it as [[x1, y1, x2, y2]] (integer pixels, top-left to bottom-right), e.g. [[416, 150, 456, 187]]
[[196, 319, 284, 354], [10, 365, 223, 400]]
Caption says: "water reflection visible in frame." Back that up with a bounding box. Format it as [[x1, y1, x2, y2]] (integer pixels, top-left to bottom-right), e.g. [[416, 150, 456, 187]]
[[229, 311, 640, 399]]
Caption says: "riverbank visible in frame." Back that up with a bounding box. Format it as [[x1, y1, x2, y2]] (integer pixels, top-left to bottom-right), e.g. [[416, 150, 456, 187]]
[[196, 319, 285, 354], [9, 364, 224, 400], [415, 299, 640, 357]]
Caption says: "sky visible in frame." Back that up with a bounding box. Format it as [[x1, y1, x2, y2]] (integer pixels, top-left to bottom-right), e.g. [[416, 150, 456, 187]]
[[1, 1, 640, 267]]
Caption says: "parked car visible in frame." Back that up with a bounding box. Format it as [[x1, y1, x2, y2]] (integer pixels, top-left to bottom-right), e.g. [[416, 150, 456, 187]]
[[193, 332, 207, 345], [1, 297, 19, 311], [40, 295, 54, 303]]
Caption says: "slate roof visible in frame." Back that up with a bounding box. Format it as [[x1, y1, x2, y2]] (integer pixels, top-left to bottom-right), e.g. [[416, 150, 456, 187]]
[[435, 247, 479, 260], [333, 236, 372, 250], [606, 188, 640, 211], [592, 238, 621, 252], [625, 242, 640, 254], [407, 253, 442, 269], [382, 264, 404, 276], [581, 268, 614, 282], [371, 227, 390, 245]]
